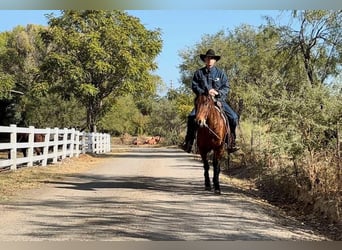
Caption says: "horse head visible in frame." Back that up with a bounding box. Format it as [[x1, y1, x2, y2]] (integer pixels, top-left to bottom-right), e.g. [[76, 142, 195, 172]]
[[195, 94, 214, 128]]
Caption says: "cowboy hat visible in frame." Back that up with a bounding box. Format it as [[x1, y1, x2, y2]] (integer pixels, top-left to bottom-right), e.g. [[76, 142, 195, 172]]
[[200, 49, 221, 62]]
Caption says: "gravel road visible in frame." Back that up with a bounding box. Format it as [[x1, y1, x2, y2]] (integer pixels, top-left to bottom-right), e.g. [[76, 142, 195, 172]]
[[0, 147, 328, 241]]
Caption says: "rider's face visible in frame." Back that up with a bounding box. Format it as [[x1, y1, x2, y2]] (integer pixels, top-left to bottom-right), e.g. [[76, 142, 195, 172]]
[[204, 56, 216, 68]]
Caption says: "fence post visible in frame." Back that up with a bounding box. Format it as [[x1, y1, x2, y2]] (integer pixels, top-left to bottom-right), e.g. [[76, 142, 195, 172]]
[[89, 133, 94, 153], [75, 130, 80, 157], [70, 128, 75, 157], [97, 133, 101, 153], [108, 134, 111, 152], [52, 127, 59, 163], [94, 133, 97, 153], [27, 126, 35, 167], [61, 128, 67, 160], [9, 124, 17, 170], [81, 132, 86, 154], [41, 128, 50, 166], [96, 133, 101, 153]]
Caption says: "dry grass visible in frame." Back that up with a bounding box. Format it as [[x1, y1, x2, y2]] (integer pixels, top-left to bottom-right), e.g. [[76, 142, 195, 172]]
[[0, 154, 105, 201]]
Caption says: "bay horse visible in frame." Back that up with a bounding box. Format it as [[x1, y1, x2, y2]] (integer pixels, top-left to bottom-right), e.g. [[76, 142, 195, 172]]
[[195, 93, 230, 194], [0, 133, 44, 160], [17, 133, 45, 157]]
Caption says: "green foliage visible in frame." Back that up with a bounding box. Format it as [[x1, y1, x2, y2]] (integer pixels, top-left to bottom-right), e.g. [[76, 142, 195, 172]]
[[0, 71, 15, 99], [147, 96, 185, 144], [0, 24, 49, 125], [99, 94, 147, 136], [166, 86, 194, 121], [23, 93, 86, 129], [278, 10, 342, 86], [41, 10, 163, 131]]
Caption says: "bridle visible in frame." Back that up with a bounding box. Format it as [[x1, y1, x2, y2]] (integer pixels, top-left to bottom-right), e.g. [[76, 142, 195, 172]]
[[196, 95, 223, 140]]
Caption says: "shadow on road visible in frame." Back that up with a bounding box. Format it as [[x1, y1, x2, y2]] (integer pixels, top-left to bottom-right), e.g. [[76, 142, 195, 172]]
[[0, 147, 325, 240], [3, 176, 319, 240], [90, 147, 197, 159]]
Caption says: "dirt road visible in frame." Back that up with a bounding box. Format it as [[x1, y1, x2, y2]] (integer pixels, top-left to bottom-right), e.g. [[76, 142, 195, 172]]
[[0, 147, 328, 240]]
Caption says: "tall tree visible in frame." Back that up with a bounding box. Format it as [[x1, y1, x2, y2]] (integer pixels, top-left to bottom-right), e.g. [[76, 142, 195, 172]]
[[276, 10, 342, 86], [40, 10, 162, 132], [0, 32, 15, 100], [0, 24, 48, 125]]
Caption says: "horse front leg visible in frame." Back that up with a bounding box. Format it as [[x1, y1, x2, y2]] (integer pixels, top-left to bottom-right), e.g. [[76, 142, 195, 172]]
[[201, 152, 211, 191], [212, 152, 221, 194]]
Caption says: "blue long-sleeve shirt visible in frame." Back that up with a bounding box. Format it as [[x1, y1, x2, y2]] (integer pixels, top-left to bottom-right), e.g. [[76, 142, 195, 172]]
[[191, 66, 229, 102]]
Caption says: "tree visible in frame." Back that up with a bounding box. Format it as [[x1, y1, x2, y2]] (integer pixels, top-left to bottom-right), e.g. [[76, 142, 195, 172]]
[[40, 10, 162, 132], [147, 96, 184, 144], [23, 93, 87, 129], [0, 24, 48, 126], [275, 10, 342, 86], [0, 32, 15, 99], [99, 94, 147, 136]]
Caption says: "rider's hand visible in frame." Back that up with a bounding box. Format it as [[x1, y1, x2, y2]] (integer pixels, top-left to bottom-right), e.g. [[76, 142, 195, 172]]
[[209, 88, 218, 96]]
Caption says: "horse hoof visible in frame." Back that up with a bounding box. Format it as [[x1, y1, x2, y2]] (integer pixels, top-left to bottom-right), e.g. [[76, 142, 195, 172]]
[[214, 189, 221, 195]]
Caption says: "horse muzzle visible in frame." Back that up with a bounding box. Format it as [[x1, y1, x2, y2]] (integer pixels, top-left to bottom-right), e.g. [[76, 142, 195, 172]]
[[196, 119, 207, 128]]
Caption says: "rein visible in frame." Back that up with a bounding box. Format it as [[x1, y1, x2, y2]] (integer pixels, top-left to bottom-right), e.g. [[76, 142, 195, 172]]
[[203, 122, 221, 139]]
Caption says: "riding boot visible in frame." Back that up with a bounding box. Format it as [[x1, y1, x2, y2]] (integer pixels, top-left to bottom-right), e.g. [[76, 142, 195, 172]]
[[227, 129, 239, 153], [181, 115, 196, 153]]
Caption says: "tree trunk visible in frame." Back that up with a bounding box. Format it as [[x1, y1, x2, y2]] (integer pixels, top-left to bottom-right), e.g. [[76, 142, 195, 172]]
[[86, 105, 97, 133]]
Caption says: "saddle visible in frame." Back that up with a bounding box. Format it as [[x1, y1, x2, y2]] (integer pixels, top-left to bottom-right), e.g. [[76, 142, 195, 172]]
[[213, 99, 228, 126]]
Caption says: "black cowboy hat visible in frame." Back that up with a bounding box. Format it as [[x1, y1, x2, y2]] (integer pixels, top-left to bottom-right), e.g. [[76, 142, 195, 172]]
[[200, 49, 221, 62]]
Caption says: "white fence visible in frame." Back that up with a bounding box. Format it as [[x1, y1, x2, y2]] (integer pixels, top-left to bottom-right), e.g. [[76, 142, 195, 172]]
[[0, 125, 111, 171]]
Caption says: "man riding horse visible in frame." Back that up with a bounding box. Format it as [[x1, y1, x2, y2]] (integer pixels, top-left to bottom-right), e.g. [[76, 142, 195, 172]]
[[181, 49, 239, 153]]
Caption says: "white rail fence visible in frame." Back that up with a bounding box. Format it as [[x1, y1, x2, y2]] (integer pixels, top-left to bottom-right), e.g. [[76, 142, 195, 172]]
[[0, 125, 111, 171]]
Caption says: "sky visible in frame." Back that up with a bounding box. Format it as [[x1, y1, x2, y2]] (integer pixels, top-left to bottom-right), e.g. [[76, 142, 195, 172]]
[[0, 10, 284, 93]]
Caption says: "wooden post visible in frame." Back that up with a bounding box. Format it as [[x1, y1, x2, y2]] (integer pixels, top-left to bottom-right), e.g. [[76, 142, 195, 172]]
[[41, 128, 50, 166], [89, 133, 94, 153], [9, 124, 17, 170], [107, 134, 111, 153], [81, 132, 86, 154], [52, 127, 59, 163], [75, 130, 80, 157], [27, 126, 35, 167], [70, 128, 75, 157], [62, 128, 67, 160], [97, 133, 101, 153]]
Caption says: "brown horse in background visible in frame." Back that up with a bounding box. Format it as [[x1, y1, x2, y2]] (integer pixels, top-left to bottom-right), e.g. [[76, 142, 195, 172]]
[[17, 133, 45, 157], [195, 94, 230, 194], [0, 133, 44, 160]]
